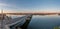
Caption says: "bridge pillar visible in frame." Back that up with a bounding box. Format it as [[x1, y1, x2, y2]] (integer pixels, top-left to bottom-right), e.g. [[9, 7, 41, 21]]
[[16, 26, 22, 29], [10, 26, 16, 29]]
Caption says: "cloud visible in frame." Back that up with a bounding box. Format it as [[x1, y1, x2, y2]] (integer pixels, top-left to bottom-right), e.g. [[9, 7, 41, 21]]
[[0, 3, 18, 10], [0, 3, 10, 6]]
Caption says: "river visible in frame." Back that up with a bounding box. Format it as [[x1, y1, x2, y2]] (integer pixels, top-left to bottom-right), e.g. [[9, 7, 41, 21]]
[[27, 15, 60, 29]]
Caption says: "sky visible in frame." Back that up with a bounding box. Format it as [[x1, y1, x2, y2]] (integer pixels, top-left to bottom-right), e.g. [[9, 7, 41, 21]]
[[0, 0, 60, 13]]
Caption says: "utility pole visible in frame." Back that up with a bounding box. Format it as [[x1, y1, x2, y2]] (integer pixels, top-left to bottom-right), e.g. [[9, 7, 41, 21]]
[[1, 9, 4, 29]]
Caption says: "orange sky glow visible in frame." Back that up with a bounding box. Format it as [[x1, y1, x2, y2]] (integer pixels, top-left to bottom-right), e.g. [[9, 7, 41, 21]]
[[0, 10, 59, 13]]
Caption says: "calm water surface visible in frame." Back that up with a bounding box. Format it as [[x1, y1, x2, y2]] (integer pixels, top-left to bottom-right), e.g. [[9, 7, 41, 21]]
[[27, 15, 60, 29]]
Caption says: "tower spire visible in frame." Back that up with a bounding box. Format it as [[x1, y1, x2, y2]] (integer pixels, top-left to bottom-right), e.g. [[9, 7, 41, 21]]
[[1, 9, 3, 14]]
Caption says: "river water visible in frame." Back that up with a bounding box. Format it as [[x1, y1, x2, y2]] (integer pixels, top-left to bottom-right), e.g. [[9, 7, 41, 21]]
[[8, 15, 60, 29], [27, 15, 60, 29]]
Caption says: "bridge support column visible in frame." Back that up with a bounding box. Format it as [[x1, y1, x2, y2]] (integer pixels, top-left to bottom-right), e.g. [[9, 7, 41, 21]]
[[10, 26, 16, 29], [16, 26, 22, 29]]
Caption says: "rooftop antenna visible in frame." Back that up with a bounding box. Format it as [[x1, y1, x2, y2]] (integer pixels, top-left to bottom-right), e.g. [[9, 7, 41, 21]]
[[1, 9, 3, 14]]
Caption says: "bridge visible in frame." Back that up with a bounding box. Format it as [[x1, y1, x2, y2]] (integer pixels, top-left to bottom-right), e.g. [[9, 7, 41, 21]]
[[0, 14, 32, 29]]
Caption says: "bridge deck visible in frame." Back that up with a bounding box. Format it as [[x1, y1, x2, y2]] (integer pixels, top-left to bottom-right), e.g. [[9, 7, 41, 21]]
[[0, 15, 32, 29]]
